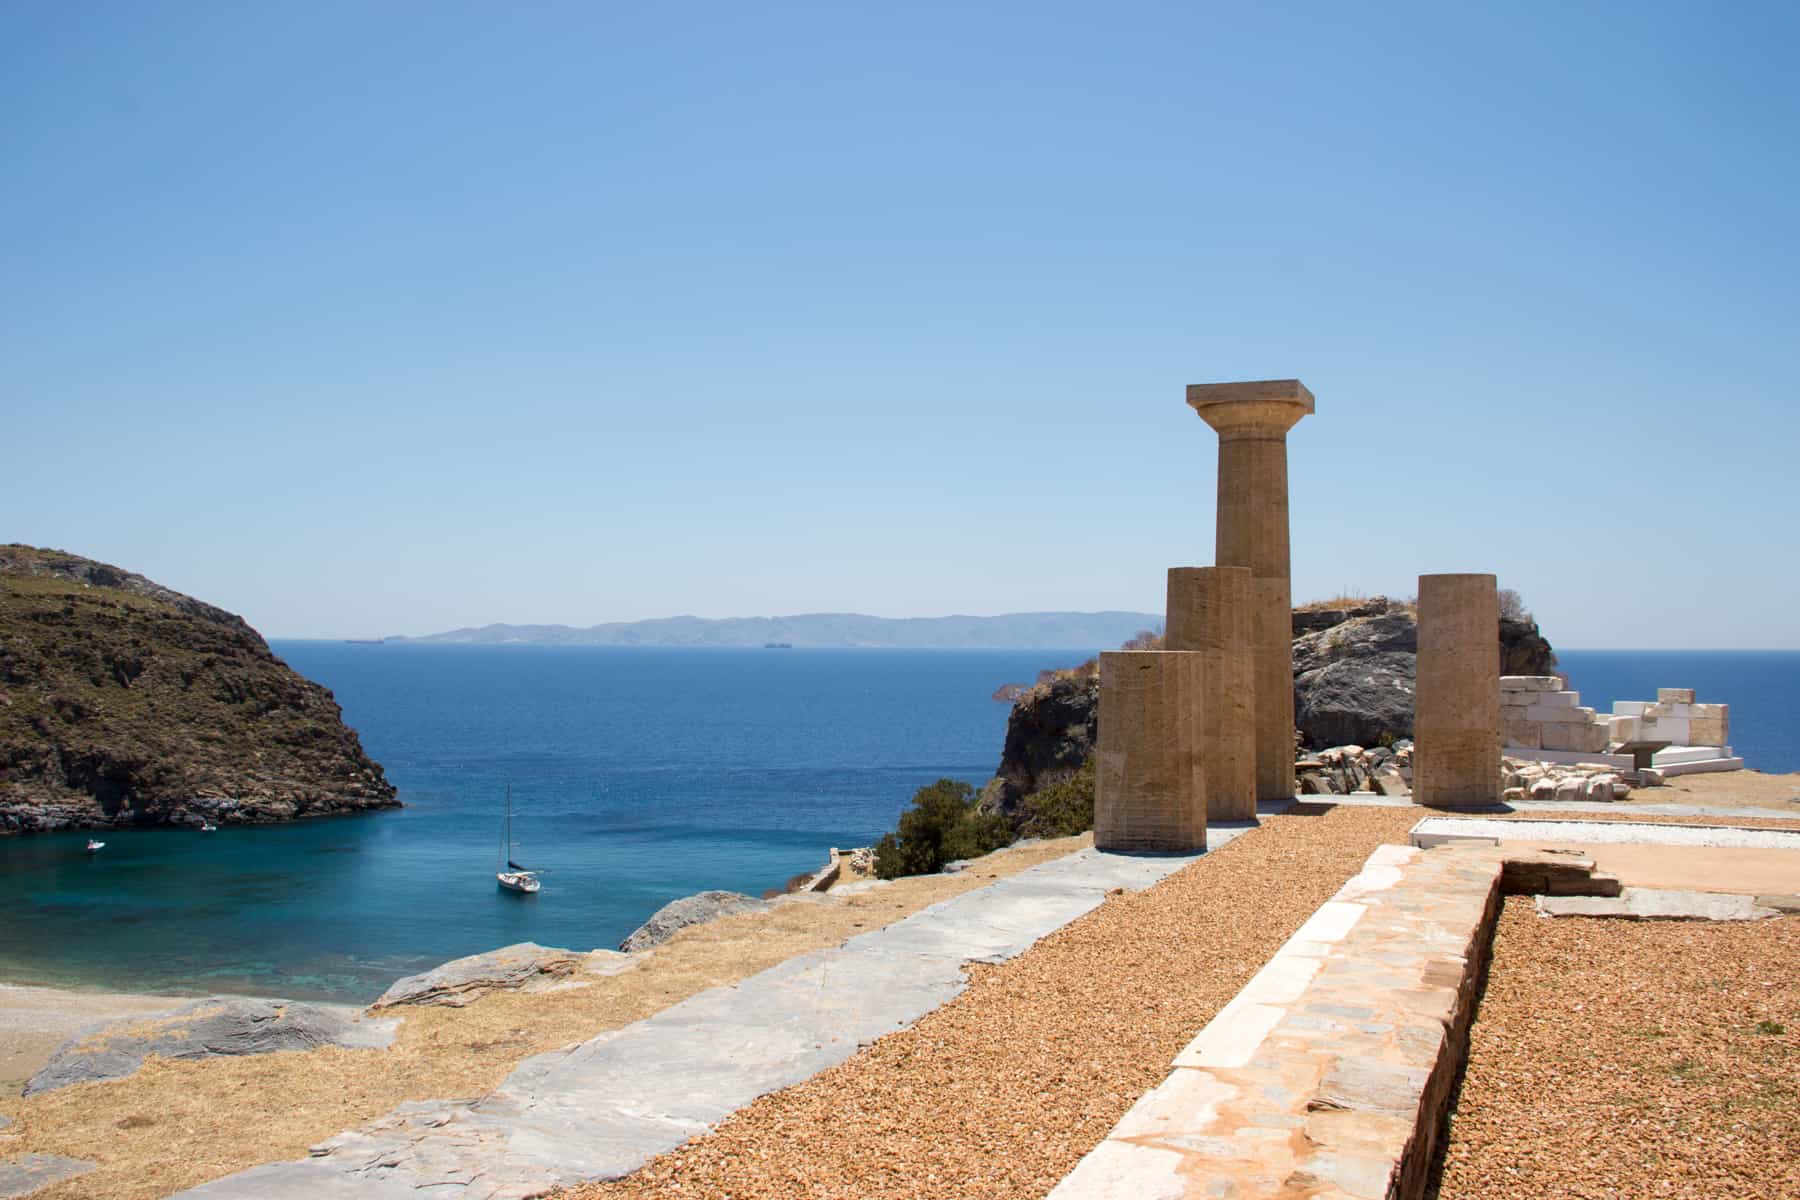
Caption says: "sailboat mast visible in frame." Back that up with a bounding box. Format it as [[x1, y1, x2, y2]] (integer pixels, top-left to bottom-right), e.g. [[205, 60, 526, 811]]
[[500, 783, 510, 872]]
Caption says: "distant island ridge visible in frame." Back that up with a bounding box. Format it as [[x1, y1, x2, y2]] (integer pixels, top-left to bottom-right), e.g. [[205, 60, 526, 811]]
[[386, 611, 1165, 650]]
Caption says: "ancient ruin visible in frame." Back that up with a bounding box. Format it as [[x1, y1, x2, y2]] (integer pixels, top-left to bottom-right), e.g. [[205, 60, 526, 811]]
[[1164, 566, 1255, 820], [1413, 573, 1501, 809], [1186, 379, 1313, 803], [1093, 651, 1207, 852]]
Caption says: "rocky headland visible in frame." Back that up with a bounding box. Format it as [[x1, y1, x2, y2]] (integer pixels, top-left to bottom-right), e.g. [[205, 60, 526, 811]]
[[986, 596, 1556, 818], [0, 545, 397, 832]]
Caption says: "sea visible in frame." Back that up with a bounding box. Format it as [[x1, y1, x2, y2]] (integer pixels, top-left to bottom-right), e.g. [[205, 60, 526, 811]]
[[0, 645, 1793, 1005]]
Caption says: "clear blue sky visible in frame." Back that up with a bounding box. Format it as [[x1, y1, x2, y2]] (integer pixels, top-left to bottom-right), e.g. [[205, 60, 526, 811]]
[[5, 2, 1796, 646]]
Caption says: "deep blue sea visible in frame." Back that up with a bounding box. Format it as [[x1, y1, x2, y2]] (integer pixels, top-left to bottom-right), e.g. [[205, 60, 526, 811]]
[[1552, 649, 1799, 774], [0, 645, 1793, 1004], [0, 645, 1088, 1003]]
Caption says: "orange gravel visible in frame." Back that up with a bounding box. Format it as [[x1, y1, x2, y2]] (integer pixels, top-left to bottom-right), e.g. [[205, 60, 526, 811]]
[[563, 804, 1425, 1200], [1435, 900, 1800, 1200]]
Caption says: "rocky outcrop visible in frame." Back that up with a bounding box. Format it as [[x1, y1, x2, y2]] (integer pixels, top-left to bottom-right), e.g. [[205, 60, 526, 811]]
[[23, 997, 396, 1095], [373, 942, 588, 1009], [987, 674, 1100, 816], [620, 891, 769, 952], [0, 544, 398, 832]]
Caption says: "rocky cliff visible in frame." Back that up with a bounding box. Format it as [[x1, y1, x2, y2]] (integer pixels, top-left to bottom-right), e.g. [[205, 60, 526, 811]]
[[0, 545, 398, 832], [988, 598, 1555, 813]]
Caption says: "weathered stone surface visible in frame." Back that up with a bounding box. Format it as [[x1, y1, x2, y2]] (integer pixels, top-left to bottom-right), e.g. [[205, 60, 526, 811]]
[[620, 892, 769, 953], [1292, 613, 1418, 751], [373, 942, 587, 1009], [1094, 652, 1205, 852], [1537, 888, 1783, 921], [24, 998, 396, 1095], [1189, 379, 1313, 803], [1413, 575, 1500, 809], [0, 1153, 97, 1198], [1165, 567, 1256, 820]]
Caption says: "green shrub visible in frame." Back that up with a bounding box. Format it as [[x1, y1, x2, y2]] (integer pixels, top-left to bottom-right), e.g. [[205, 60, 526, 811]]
[[873, 778, 1013, 879], [1016, 760, 1095, 838]]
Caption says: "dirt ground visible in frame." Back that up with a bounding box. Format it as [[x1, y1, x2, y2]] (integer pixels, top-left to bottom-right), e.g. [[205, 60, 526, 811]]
[[1623, 768, 1800, 812], [0, 833, 1086, 1200], [1434, 901, 1799, 1200], [0, 986, 191, 1097]]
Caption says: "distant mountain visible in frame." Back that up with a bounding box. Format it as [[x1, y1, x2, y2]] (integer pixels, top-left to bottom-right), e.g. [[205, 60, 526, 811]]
[[391, 612, 1165, 650]]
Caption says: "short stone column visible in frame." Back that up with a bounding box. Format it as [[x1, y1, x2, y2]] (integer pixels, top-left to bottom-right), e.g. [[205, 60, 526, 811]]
[[1187, 379, 1314, 804], [1094, 651, 1206, 852], [1414, 573, 1501, 808], [1165, 566, 1256, 821]]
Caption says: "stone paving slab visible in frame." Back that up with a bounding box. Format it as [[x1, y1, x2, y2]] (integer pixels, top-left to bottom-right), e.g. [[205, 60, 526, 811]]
[[0, 1154, 96, 1199], [1049, 841, 1511, 1200], [1538, 887, 1786, 921], [1410, 816, 1800, 850], [173, 836, 1255, 1199]]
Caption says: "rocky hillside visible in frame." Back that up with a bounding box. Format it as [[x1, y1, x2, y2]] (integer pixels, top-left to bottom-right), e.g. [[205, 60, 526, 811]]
[[0, 545, 397, 832], [986, 597, 1555, 816]]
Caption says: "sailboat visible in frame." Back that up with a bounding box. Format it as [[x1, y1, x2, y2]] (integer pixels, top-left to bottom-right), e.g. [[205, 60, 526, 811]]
[[496, 785, 540, 895], [85, 838, 105, 854]]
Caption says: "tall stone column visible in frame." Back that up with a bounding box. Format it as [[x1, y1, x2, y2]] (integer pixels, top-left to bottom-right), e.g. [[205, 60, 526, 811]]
[[1187, 379, 1313, 803], [1414, 573, 1501, 809], [1094, 651, 1206, 852], [1165, 566, 1256, 821]]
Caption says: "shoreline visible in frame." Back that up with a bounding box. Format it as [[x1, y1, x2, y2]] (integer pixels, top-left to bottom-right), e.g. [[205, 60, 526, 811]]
[[0, 982, 195, 1094]]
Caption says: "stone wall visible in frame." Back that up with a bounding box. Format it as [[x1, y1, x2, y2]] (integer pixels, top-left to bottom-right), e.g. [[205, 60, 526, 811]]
[[1499, 676, 1611, 754]]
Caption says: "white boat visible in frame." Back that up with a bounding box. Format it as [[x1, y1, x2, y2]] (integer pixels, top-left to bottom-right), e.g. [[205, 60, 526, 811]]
[[85, 838, 105, 853], [199, 822, 218, 832], [496, 786, 540, 895]]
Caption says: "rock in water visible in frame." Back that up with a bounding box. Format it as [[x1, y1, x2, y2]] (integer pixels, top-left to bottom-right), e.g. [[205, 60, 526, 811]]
[[22, 998, 397, 1095], [0, 544, 398, 832], [620, 891, 769, 952], [372, 942, 586, 1009]]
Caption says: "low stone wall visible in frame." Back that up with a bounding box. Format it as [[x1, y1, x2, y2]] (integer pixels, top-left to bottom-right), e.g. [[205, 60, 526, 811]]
[[1500, 675, 1612, 754], [1047, 841, 1619, 1199], [1611, 687, 1730, 748]]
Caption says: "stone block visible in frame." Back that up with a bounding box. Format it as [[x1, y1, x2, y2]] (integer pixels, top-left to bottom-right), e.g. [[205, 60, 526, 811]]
[[1641, 716, 1689, 744], [1658, 687, 1696, 704], [1612, 700, 1650, 717], [1608, 715, 1642, 744], [1500, 676, 1562, 691], [1526, 703, 1590, 724], [1095, 652, 1206, 852], [1501, 718, 1541, 749], [1500, 703, 1533, 722], [1689, 702, 1727, 720], [1687, 717, 1727, 747], [1528, 690, 1580, 709], [1539, 724, 1580, 752]]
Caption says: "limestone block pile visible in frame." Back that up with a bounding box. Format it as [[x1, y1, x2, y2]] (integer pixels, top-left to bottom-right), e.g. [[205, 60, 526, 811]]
[[1500, 756, 1632, 804], [1499, 676, 1613, 754], [1294, 742, 1411, 797], [1610, 688, 1729, 748]]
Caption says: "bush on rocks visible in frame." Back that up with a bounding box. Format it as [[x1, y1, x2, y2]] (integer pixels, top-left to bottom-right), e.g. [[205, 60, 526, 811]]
[[874, 779, 1012, 879], [1016, 760, 1095, 839]]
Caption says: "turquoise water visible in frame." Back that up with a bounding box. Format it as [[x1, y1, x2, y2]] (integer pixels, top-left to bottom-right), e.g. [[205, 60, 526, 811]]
[[0, 645, 1086, 1002]]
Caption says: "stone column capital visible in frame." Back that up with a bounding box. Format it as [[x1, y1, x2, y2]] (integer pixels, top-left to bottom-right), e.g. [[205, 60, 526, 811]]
[[1186, 379, 1314, 438]]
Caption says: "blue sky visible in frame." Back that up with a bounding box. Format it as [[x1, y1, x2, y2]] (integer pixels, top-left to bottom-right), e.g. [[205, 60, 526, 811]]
[[4, 2, 1796, 646]]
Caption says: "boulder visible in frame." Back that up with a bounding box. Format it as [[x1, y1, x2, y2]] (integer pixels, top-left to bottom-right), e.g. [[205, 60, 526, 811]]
[[1292, 613, 1419, 749], [1372, 767, 1410, 797], [373, 942, 586, 1009], [24, 998, 396, 1095], [619, 891, 769, 953], [988, 675, 1099, 814]]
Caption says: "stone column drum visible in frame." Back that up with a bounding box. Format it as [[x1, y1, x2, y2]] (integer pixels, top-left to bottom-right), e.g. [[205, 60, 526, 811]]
[[1165, 566, 1256, 821], [1094, 651, 1207, 852], [1414, 573, 1501, 808], [1187, 379, 1314, 803]]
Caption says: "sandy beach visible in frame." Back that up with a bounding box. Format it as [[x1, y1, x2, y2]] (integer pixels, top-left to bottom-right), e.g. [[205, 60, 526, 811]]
[[0, 984, 192, 1095]]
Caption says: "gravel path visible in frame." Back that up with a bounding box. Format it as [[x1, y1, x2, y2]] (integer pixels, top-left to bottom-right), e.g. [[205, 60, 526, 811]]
[[562, 804, 1426, 1200], [1434, 900, 1800, 1200]]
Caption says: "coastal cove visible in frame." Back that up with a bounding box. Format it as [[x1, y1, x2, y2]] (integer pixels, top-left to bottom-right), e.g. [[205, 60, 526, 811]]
[[0, 645, 1089, 1002]]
